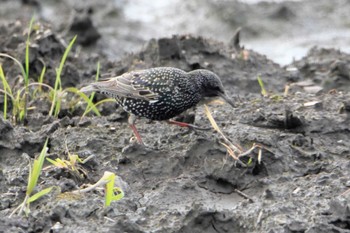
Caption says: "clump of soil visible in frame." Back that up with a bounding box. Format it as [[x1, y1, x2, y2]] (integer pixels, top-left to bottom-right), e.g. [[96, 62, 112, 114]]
[[0, 17, 350, 233]]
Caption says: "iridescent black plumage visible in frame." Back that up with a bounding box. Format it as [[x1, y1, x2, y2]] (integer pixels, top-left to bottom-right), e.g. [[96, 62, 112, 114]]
[[81, 67, 234, 144]]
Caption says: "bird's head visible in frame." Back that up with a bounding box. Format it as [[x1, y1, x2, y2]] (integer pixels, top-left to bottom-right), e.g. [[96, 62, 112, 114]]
[[189, 69, 235, 107]]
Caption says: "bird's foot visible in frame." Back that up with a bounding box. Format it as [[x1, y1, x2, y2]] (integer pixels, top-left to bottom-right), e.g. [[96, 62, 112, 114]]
[[167, 120, 211, 131], [122, 140, 156, 154]]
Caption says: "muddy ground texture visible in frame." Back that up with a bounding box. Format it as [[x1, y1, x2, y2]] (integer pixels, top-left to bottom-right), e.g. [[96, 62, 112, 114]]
[[1, 19, 350, 233]]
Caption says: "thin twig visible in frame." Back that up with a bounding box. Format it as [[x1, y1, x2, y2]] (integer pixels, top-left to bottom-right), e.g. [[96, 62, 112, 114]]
[[234, 189, 254, 203]]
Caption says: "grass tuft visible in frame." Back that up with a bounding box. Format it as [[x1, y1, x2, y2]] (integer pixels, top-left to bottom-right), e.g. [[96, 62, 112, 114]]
[[82, 62, 101, 117], [257, 75, 267, 97], [0, 55, 27, 122], [72, 171, 124, 207], [49, 35, 77, 117], [10, 139, 54, 216], [46, 141, 95, 181]]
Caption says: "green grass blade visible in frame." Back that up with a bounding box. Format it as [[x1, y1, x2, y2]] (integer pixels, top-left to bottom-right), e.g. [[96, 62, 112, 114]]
[[2, 91, 7, 119], [46, 157, 68, 168], [104, 172, 115, 207], [19, 108, 26, 122], [0, 65, 9, 119], [27, 186, 53, 203], [37, 66, 46, 93], [0, 53, 27, 122], [53, 96, 61, 117], [49, 35, 77, 116], [0, 53, 26, 84], [46, 157, 59, 166], [26, 138, 49, 196], [65, 87, 101, 116], [57, 35, 77, 89], [83, 62, 100, 116], [83, 98, 116, 117], [0, 65, 12, 95], [257, 75, 267, 96], [25, 17, 35, 86], [49, 68, 61, 117], [21, 17, 35, 122]]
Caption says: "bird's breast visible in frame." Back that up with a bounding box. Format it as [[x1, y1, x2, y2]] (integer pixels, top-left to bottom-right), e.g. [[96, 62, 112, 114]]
[[119, 91, 201, 121]]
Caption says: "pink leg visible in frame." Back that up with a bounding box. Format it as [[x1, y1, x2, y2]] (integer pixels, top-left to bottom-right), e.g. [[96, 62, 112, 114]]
[[128, 114, 144, 145], [129, 124, 144, 145], [167, 120, 211, 130]]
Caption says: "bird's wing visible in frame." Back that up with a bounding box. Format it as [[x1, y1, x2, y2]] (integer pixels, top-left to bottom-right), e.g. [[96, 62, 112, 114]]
[[80, 71, 160, 101]]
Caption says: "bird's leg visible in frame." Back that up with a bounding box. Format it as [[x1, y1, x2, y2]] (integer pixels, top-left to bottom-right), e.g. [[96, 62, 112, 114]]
[[128, 114, 144, 145], [167, 120, 211, 131]]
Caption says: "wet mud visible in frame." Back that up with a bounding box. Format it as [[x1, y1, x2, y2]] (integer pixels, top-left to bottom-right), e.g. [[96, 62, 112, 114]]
[[0, 1, 350, 233]]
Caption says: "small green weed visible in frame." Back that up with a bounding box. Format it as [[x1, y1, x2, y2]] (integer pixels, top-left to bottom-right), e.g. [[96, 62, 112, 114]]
[[10, 139, 54, 216], [0, 54, 27, 122], [46, 142, 95, 181], [257, 75, 267, 97], [72, 171, 124, 207], [46, 144, 123, 207], [0, 33, 103, 122], [49, 35, 77, 117]]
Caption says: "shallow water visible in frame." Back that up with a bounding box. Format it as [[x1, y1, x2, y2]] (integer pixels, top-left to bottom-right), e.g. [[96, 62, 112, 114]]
[[120, 0, 350, 65]]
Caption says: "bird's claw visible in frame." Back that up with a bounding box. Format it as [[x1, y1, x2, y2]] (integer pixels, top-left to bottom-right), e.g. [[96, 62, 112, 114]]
[[186, 124, 212, 131], [167, 120, 211, 131]]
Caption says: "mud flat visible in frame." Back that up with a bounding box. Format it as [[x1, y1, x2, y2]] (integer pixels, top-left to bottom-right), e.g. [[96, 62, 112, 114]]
[[0, 1, 350, 233]]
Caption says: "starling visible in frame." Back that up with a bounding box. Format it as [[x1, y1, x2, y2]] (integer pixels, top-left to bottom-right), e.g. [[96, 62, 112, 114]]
[[81, 67, 234, 144]]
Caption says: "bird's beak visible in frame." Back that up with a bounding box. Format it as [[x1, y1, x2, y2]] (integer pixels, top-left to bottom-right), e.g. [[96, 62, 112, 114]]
[[219, 92, 235, 108], [80, 84, 97, 95]]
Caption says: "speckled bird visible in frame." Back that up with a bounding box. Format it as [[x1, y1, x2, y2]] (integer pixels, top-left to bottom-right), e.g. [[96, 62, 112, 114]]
[[80, 67, 234, 144]]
